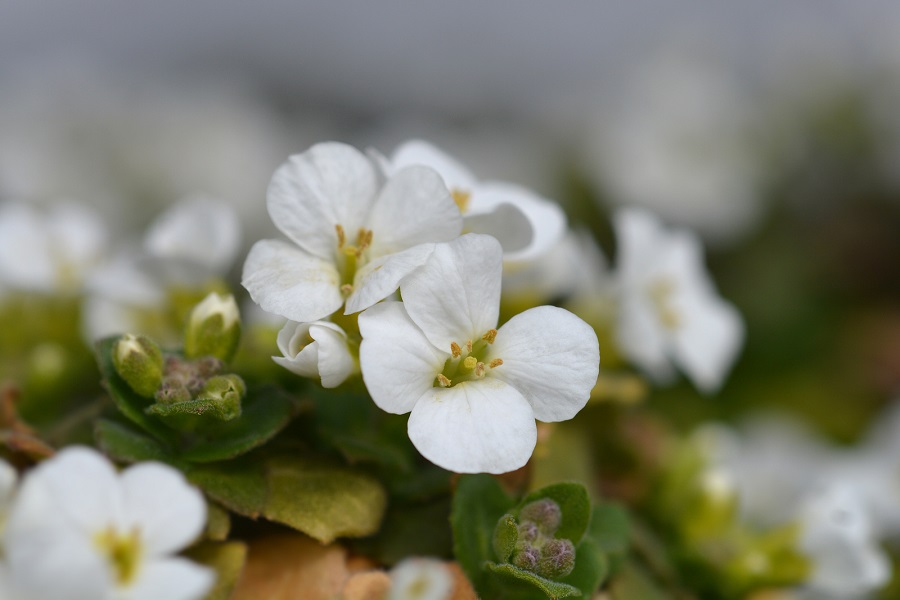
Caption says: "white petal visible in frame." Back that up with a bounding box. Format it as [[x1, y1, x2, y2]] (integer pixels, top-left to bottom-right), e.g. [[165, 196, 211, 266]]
[[266, 143, 378, 260], [388, 140, 477, 191], [389, 558, 453, 600], [143, 195, 241, 275], [86, 251, 164, 306], [273, 321, 355, 388], [0, 202, 55, 292], [672, 292, 744, 393], [358, 301, 446, 414], [408, 379, 537, 474], [614, 289, 675, 383], [613, 207, 669, 282], [119, 462, 206, 556], [46, 202, 108, 275], [128, 558, 215, 600], [488, 306, 599, 422], [400, 234, 502, 352], [368, 165, 462, 256], [242, 239, 343, 322], [466, 182, 566, 262], [345, 243, 436, 315]]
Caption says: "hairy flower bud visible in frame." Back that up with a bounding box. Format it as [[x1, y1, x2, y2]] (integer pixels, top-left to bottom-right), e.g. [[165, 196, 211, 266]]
[[537, 538, 576, 579], [195, 374, 246, 421], [184, 293, 241, 363], [512, 543, 540, 572], [519, 499, 562, 535], [113, 334, 164, 397]]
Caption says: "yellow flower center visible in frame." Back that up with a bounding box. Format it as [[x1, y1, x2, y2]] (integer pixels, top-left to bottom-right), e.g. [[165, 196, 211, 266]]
[[335, 224, 375, 295], [94, 527, 143, 586], [648, 278, 680, 330], [435, 329, 503, 387], [451, 189, 471, 213]]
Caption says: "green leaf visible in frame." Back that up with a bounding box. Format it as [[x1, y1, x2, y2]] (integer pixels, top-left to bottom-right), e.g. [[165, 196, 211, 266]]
[[185, 541, 247, 600], [204, 502, 232, 542], [187, 459, 268, 518], [352, 496, 454, 566], [177, 384, 297, 463], [95, 337, 177, 445], [94, 419, 175, 464], [263, 456, 387, 544], [561, 538, 609, 597], [493, 513, 519, 563], [608, 562, 671, 600], [515, 483, 591, 544], [451, 474, 516, 591], [486, 563, 583, 599], [587, 503, 630, 575]]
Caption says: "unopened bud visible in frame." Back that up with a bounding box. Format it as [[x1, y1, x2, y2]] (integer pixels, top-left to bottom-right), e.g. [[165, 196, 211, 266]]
[[518, 521, 540, 544], [184, 292, 241, 362], [113, 334, 164, 397], [195, 374, 246, 420], [154, 380, 192, 405], [512, 543, 540, 572], [537, 538, 576, 579], [519, 499, 562, 535]]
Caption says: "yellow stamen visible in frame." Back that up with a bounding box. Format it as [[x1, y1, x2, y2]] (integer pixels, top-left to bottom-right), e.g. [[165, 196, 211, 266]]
[[450, 342, 462, 358], [451, 189, 471, 213], [466, 340, 473, 353], [648, 279, 680, 330], [474, 362, 486, 377], [335, 224, 346, 248], [489, 358, 503, 369], [340, 284, 354, 296], [94, 527, 142, 585], [437, 374, 452, 387], [482, 329, 497, 344]]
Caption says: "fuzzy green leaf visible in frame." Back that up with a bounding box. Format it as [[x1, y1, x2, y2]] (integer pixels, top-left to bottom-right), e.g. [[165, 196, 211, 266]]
[[451, 474, 516, 591], [94, 419, 175, 464], [587, 503, 630, 574], [493, 513, 519, 563], [561, 538, 609, 597], [515, 483, 591, 544], [486, 562, 583, 599], [185, 541, 247, 600], [187, 460, 268, 518]]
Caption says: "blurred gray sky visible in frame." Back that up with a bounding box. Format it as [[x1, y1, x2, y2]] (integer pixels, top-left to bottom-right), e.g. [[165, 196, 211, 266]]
[[2, 1, 898, 120]]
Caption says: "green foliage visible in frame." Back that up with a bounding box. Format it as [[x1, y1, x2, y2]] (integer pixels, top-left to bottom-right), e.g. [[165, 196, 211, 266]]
[[485, 563, 583, 599], [185, 541, 247, 600], [514, 483, 591, 544]]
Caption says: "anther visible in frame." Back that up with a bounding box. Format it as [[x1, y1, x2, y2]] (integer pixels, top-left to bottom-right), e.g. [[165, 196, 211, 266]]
[[466, 340, 473, 353], [437, 374, 452, 387], [474, 362, 486, 377], [489, 358, 503, 369], [340, 284, 354, 296], [451, 189, 471, 213], [450, 342, 462, 358], [482, 329, 498, 344], [335, 224, 346, 248]]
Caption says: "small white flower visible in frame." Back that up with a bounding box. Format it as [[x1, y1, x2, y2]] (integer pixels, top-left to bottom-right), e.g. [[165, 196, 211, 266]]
[[0, 201, 107, 295], [243, 142, 463, 322], [612, 208, 743, 393], [388, 558, 453, 600], [273, 320, 356, 388], [3, 447, 213, 600], [359, 234, 599, 474], [799, 484, 890, 598], [381, 140, 566, 263]]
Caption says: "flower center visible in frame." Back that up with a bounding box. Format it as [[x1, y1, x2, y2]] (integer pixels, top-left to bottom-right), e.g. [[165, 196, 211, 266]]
[[94, 526, 142, 586], [647, 278, 680, 330], [335, 224, 374, 296], [435, 329, 503, 388], [451, 189, 471, 214]]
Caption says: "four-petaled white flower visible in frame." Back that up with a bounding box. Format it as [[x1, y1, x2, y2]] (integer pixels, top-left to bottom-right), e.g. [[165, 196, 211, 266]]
[[380, 140, 566, 263], [3, 446, 213, 600], [273, 320, 356, 388], [359, 234, 599, 474], [612, 208, 743, 393], [242, 142, 463, 323], [388, 557, 453, 600], [0, 201, 107, 296]]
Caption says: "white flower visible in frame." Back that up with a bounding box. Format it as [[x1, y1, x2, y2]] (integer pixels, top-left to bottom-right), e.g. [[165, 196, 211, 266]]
[[0, 458, 16, 528], [612, 208, 743, 393], [0, 201, 107, 295], [799, 484, 890, 598], [381, 140, 566, 263], [388, 558, 453, 600], [243, 142, 463, 322], [273, 320, 356, 388], [3, 446, 213, 600], [358, 234, 599, 474]]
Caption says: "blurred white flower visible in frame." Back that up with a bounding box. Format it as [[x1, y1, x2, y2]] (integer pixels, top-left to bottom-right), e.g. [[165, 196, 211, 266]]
[[388, 558, 453, 600], [82, 196, 240, 344], [243, 142, 462, 322], [798, 484, 890, 599], [0, 458, 16, 533], [358, 234, 599, 474], [3, 446, 212, 600], [381, 140, 566, 262], [582, 49, 762, 244], [273, 320, 356, 388], [0, 201, 107, 295], [611, 208, 743, 393]]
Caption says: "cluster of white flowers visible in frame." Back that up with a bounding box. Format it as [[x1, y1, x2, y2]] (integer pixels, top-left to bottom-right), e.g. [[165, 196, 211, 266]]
[[242, 140, 599, 474], [0, 448, 212, 600]]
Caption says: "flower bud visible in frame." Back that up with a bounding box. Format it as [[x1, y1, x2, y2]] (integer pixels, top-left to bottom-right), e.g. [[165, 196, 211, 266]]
[[154, 380, 192, 405], [537, 538, 576, 579], [184, 293, 241, 363], [195, 374, 246, 421], [113, 334, 164, 397], [519, 499, 562, 535], [512, 543, 540, 572]]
